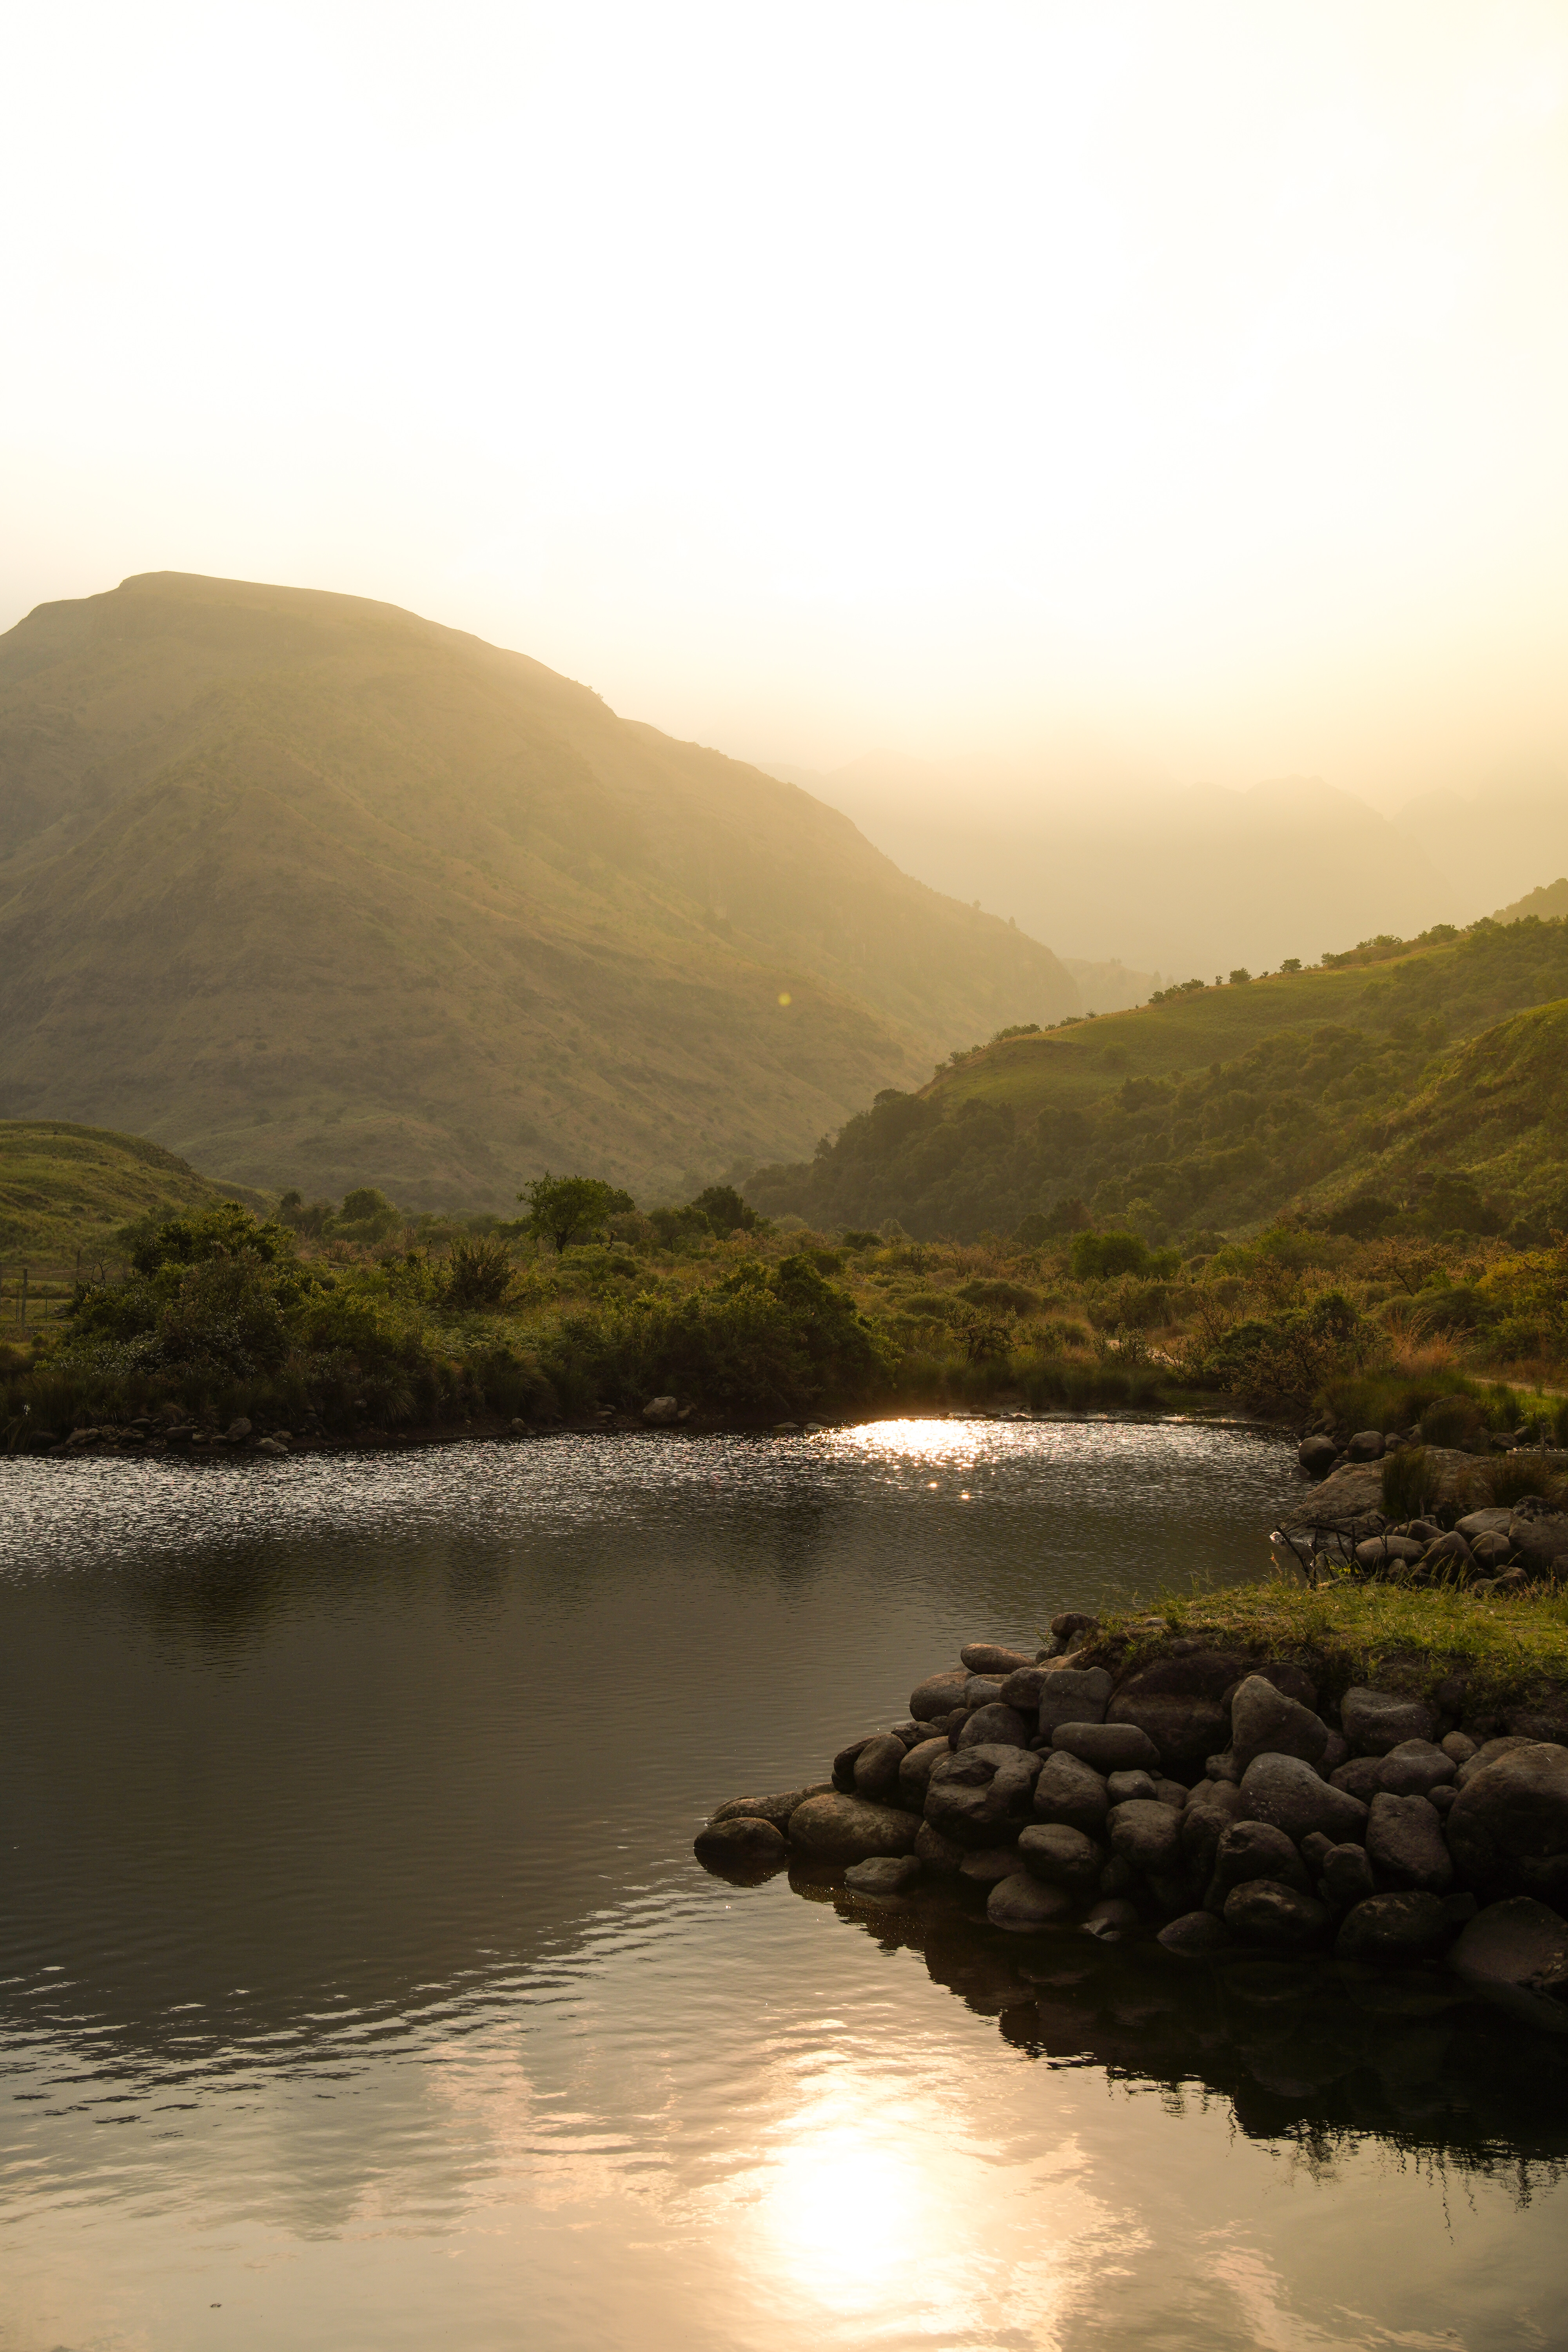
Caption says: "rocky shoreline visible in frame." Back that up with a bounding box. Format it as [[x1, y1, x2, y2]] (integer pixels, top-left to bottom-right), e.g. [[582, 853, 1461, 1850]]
[[697, 1618, 1568, 2035], [1278, 1441, 1568, 1590]]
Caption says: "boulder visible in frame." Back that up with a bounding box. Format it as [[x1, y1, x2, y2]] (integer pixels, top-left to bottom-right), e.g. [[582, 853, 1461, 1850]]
[[1082, 1896, 1141, 1938], [1223, 1881, 1329, 1949], [693, 1816, 788, 1870], [1107, 1797, 1182, 1878], [1445, 1741, 1568, 1906], [1032, 1750, 1111, 1837], [910, 1669, 970, 1722], [1426, 1530, 1474, 1572], [958, 1847, 1021, 1887], [1455, 1735, 1535, 1789], [960, 1641, 1035, 1674], [843, 1853, 921, 1895], [1345, 1429, 1385, 1462], [1473, 1533, 1515, 1570], [897, 1736, 953, 1811], [987, 1874, 1078, 1932], [1319, 1842, 1376, 1911], [1448, 1897, 1568, 2033], [1230, 1674, 1329, 1772], [1052, 1721, 1162, 1775], [1334, 1891, 1448, 1962], [1341, 1686, 1436, 1755], [831, 1737, 875, 1792], [1180, 1782, 1245, 1888], [1457, 1506, 1516, 1541], [1158, 1909, 1232, 1958], [1318, 1731, 1350, 1777], [1154, 1779, 1189, 1810], [1105, 1651, 1247, 1771], [1298, 1434, 1338, 1477], [1442, 1731, 1477, 1765], [1365, 1793, 1453, 1895], [225, 1416, 253, 1441], [1354, 1537, 1388, 1572], [1106, 1769, 1159, 1805], [914, 1821, 967, 1872], [1204, 1820, 1310, 1909], [853, 1733, 909, 1804], [711, 1786, 828, 1832], [925, 1746, 1040, 1847], [788, 1793, 923, 1861], [1509, 1513, 1568, 1575], [956, 1703, 1032, 1750], [1018, 1821, 1104, 1892], [1377, 1740, 1456, 1798], [962, 1675, 1005, 1708], [1239, 1752, 1369, 1845], [1330, 1756, 1386, 1805], [1032, 1665, 1114, 1733], [641, 1396, 680, 1425]]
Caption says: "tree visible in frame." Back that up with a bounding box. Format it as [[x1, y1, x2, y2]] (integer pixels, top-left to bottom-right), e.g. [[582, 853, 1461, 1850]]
[[690, 1183, 764, 1235], [520, 1172, 635, 1252]]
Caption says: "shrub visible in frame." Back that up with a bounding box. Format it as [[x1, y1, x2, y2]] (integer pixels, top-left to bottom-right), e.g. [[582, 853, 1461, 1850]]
[[1485, 1452, 1568, 1512], [445, 1237, 515, 1308], [521, 1173, 636, 1253], [1419, 1392, 1489, 1448], [1382, 1446, 1443, 1520], [1071, 1231, 1152, 1280]]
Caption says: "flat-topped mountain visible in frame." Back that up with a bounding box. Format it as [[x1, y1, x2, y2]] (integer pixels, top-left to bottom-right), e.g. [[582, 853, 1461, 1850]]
[[0, 573, 1076, 1203]]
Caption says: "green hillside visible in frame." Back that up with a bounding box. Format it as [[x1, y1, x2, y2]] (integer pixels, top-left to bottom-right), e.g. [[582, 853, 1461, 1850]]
[[0, 1120, 267, 1263], [0, 573, 1076, 1208], [745, 916, 1568, 1241]]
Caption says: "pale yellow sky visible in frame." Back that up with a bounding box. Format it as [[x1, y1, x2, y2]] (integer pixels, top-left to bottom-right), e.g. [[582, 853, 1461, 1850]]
[[4, 1, 1565, 813]]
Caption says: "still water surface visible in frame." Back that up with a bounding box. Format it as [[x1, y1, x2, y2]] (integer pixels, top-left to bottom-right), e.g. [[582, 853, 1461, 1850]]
[[2, 1417, 1566, 2350]]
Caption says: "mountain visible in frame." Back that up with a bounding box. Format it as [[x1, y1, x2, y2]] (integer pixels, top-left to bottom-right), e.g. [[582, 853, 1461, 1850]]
[[0, 574, 1076, 1205], [0, 1119, 267, 1263], [1495, 877, 1568, 925], [768, 756, 1461, 980], [1062, 956, 1162, 1015], [744, 915, 1568, 1241]]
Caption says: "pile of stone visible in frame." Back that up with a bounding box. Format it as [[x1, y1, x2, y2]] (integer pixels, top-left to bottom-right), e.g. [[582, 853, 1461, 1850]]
[[697, 1620, 1568, 2034], [1281, 1439, 1568, 1592]]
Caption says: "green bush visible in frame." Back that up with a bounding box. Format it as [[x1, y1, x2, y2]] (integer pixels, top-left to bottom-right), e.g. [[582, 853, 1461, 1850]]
[[1071, 1231, 1153, 1279], [1382, 1446, 1443, 1520], [1419, 1392, 1489, 1448], [445, 1236, 515, 1308]]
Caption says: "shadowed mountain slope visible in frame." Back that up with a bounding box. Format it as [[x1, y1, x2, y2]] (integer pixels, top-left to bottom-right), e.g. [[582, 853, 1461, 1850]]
[[0, 574, 1076, 1205]]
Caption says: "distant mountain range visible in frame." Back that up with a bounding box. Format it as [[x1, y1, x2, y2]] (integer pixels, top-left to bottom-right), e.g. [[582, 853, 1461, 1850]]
[[766, 755, 1568, 982], [0, 574, 1076, 1205]]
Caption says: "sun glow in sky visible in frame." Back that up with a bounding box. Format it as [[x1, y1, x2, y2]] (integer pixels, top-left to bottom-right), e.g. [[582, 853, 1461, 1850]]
[[4, 1, 1566, 806]]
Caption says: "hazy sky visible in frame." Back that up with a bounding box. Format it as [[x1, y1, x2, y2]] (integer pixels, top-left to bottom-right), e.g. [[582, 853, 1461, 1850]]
[[4, 1, 1566, 811]]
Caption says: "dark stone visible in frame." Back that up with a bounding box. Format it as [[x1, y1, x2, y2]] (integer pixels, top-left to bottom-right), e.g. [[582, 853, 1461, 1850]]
[[1105, 1769, 1159, 1805], [1331, 1755, 1387, 1804], [1301, 1830, 1335, 1873], [1298, 1434, 1338, 1477], [1017, 1821, 1103, 1892], [987, 1874, 1077, 1931], [960, 1642, 1035, 1674], [910, 1669, 970, 1721], [962, 1675, 1005, 1709], [1342, 1686, 1436, 1755], [844, 1854, 921, 1895], [897, 1736, 953, 1811], [832, 1737, 875, 1793], [1448, 1897, 1568, 2033], [1108, 1797, 1181, 1878], [1366, 1793, 1453, 1895], [1445, 1741, 1568, 1904], [1223, 1880, 1330, 1948], [1158, 1910, 1232, 1958], [1240, 1753, 1369, 1845], [1052, 1721, 1162, 1774], [1082, 1896, 1140, 1938], [852, 1733, 908, 1804], [1455, 1735, 1534, 1788], [914, 1821, 967, 1872], [1377, 1740, 1456, 1798], [1098, 1855, 1136, 1897], [1032, 1751, 1110, 1837], [956, 1703, 1032, 1751], [1180, 1782, 1244, 1888], [925, 1745, 1040, 1847], [1033, 1665, 1114, 1733], [1335, 1891, 1448, 1962], [710, 1786, 828, 1832], [1230, 1674, 1329, 1772], [1204, 1820, 1310, 1909], [1105, 1651, 1247, 1770], [1430, 1785, 1458, 1817], [1320, 1842, 1376, 1911], [1205, 1749, 1242, 1785], [958, 1847, 1021, 1887], [1346, 1429, 1385, 1462], [1426, 1530, 1475, 1572], [694, 1816, 788, 1870], [789, 1792, 923, 1860], [1318, 1731, 1350, 1776], [1508, 1513, 1568, 1576]]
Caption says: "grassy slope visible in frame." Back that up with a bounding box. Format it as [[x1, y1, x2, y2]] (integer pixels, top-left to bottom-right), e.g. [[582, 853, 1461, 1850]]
[[0, 1120, 267, 1263], [0, 573, 1076, 1208], [746, 919, 1568, 1238]]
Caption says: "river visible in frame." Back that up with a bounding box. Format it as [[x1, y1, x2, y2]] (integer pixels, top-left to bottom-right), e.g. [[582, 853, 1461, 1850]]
[[2, 1416, 1565, 2350]]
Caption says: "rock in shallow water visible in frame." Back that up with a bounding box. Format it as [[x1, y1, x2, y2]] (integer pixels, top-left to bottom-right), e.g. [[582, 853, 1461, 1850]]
[[710, 1786, 829, 1831], [926, 1745, 1040, 1846], [1223, 1880, 1329, 1949], [1158, 1910, 1232, 1958], [1448, 1896, 1568, 2033], [960, 1641, 1035, 1675], [1334, 1891, 1448, 1963], [788, 1793, 922, 1860], [844, 1854, 921, 1896], [693, 1817, 788, 1870], [1445, 1741, 1568, 1906], [1017, 1821, 1103, 1892], [852, 1732, 908, 1804], [1032, 1750, 1110, 1837], [988, 1874, 1077, 1931]]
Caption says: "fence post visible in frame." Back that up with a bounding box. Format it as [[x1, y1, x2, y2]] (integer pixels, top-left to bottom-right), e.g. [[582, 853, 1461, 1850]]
[[20, 1266, 28, 1329]]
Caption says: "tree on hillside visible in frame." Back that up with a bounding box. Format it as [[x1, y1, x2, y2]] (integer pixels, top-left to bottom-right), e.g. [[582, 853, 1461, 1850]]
[[521, 1173, 635, 1252]]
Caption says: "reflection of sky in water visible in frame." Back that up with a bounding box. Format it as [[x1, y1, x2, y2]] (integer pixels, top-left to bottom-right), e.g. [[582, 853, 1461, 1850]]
[[1, 1424, 1563, 2348]]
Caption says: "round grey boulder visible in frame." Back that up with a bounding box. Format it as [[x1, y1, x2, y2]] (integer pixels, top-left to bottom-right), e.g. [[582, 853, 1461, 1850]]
[[1341, 1686, 1436, 1755], [925, 1745, 1040, 1847], [1017, 1821, 1103, 1892], [1445, 1740, 1568, 1905], [694, 1816, 788, 1871], [1032, 1750, 1111, 1837], [788, 1792, 922, 1861], [987, 1873, 1078, 1932], [1082, 1896, 1141, 1939], [960, 1641, 1035, 1675], [897, 1735, 953, 1811], [1108, 1797, 1181, 1878], [1105, 1650, 1247, 1771], [909, 1669, 970, 1722], [962, 1675, 1005, 1708], [1230, 1673, 1329, 1773], [1053, 1720, 1162, 1775], [1377, 1739, 1456, 1798], [1239, 1752, 1369, 1845], [1298, 1434, 1338, 1477], [711, 1785, 829, 1832], [1204, 1819, 1310, 1908], [956, 1702, 1032, 1750], [1032, 1665, 1114, 1733], [959, 1846, 1021, 1887], [1180, 1781, 1245, 1887], [1334, 1891, 1448, 1962], [853, 1732, 909, 1804], [914, 1821, 967, 1872], [1158, 1909, 1232, 1958], [1345, 1428, 1385, 1462], [1319, 1842, 1376, 1910], [1106, 1768, 1159, 1805], [1366, 1792, 1454, 1895], [1448, 1896, 1568, 2033], [1223, 1880, 1329, 1949], [844, 1853, 921, 1896]]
